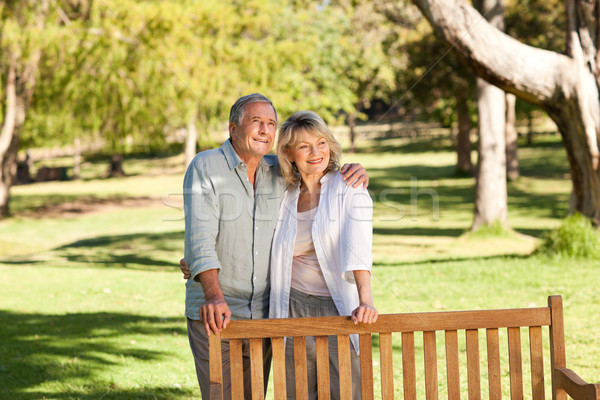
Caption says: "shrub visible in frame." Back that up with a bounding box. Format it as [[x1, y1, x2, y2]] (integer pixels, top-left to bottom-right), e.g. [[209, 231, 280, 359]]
[[538, 213, 600, 258]]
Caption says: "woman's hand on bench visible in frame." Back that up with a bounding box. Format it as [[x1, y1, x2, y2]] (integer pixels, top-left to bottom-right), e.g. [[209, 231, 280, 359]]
[[352, 303, 378, 325]]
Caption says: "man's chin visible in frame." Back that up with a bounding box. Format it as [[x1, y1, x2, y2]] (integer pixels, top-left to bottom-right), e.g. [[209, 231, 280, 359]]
[[253, 146, 273, 157]]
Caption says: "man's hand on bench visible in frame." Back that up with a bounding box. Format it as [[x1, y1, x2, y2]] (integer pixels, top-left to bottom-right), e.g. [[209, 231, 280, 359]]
[[198, 269, 232, 336], [200, 297, 232, 336]]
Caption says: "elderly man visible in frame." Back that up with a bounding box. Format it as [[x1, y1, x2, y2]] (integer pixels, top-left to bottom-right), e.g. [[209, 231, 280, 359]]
[[183, 93, 368, 399]]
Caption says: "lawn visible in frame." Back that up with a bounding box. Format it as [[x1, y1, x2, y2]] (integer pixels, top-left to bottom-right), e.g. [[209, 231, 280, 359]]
[[1, 133, 598, 399]]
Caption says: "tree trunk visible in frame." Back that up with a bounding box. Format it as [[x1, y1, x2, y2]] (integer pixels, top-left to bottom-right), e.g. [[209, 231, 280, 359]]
[[73, 137, 81, 179], [455, 93, 473, 175], [472, 0, 508, 230], [347, 112, 357, 153], [527, 113, 534, 145], [0, 136, 20, 218], [0, 58, 17, 218], [0, 0, 48, 219], [185, 111, 198, 167], [473, 78, 508, 229], [107, 154, 126, 178], [0, 53, 35, 218], [561, 0, 600, 221], [505, 93, 519, 181], [410, 0, 600, 224]]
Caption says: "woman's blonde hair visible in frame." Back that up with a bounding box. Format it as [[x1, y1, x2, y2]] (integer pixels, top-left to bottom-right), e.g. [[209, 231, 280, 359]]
[[277, 111, 342, 186]]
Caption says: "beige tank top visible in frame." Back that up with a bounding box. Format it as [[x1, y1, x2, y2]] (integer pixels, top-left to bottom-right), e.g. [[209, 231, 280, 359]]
[[290, 207, 330, 296]]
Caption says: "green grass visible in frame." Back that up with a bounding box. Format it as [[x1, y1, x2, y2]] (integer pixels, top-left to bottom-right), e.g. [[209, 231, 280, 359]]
[[0, 265, 194, 399], [2, 133, 598, 399]]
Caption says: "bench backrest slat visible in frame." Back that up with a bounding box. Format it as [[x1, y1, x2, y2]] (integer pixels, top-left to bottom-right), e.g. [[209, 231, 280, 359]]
[[486, 328, 502, 399], [445, 330, 461, 400], [337, 335, 353, 400], [249, 338, 264, 400], [466, 329, 481, 400], [293, 337, 308, 399], [424, 331, 439, 400], [271, 337, 286, 400], [530, 326, 546, 400], [380, 332, 394, 400], [402, 331, 417, 400], [315, 336, 330, 400], [230, 339, 244, 399], [360, 333, 375, 400], [508, 326, 524, 400]]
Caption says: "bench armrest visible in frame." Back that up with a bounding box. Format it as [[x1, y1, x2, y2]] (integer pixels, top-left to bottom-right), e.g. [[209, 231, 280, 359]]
[[555, 368, 600, 400]]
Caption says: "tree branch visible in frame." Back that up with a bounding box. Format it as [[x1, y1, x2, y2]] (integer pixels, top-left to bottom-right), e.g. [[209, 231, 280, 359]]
[[49, 0, 71, 26], [411, 0, 578, 108]]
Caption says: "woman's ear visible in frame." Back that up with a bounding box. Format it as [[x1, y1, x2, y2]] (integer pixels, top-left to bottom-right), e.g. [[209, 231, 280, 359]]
[[285, 148, 294, 162]]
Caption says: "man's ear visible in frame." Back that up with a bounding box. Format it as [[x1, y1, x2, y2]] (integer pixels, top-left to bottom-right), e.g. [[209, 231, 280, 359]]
[[228, 122, 236, 139]]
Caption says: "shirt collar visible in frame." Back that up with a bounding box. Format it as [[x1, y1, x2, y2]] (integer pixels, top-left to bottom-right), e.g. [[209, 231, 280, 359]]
[[261, 154, 276, 167], [320, 170, 335, 184], [222, 139, 244, 170]]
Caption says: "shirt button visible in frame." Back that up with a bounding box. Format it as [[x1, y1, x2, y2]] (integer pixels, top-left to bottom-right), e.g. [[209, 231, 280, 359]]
[[255, 251, 258, 255]]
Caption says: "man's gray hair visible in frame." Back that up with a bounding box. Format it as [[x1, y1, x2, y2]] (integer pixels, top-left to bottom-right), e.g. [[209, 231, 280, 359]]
[[229, 93, 277, 126]]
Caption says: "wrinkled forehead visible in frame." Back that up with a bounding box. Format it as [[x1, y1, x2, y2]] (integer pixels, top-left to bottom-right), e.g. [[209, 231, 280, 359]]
[[242, 101, 277, 121]]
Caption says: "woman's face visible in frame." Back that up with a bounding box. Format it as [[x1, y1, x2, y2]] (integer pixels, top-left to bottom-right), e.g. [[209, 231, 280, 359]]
[[288, 130, 330, 179]]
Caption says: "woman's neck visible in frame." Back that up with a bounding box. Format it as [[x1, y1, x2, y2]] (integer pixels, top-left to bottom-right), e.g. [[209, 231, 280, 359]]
[[299, 172, 325, 194], [297, 173, 324, 212]]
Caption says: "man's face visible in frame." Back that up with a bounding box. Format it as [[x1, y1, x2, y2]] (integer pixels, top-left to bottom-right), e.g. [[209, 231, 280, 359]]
[[229, 102, 277, 163]]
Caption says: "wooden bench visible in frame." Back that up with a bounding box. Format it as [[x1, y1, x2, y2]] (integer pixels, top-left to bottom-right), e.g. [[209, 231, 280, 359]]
[[209, 295, 599, 399]]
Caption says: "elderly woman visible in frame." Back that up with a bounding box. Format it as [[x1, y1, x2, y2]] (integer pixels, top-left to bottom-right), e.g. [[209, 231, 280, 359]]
[[269, 110, 377, 400]]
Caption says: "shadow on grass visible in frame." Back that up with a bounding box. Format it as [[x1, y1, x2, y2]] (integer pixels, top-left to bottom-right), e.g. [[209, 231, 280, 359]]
[[365, 162, 569, 223], [10, 193, 157, 218], [359, 135, 456, 154], [24, 387, 190, 399], [374, 227, 465, 237], [514, 227, 551, 238], [367, 163, 461, 184], [507, 183, 569, 220], [373, 252, 533, 267], [53, 231, 184, 270], [0, 310, 190, 399]]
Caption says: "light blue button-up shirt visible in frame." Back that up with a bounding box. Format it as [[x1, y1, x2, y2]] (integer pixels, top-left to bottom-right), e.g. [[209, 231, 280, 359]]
[[183, 139, 285, 320]]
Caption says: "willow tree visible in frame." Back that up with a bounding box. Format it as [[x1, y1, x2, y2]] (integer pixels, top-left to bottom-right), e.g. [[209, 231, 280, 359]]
[[0, 0, 52, 218], [0, 1, 96, 217], [411, 0, 600, 224]]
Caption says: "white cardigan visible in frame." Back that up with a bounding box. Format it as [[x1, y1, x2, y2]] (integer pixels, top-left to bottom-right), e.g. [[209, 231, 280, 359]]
[[269, 171, 373, 352]]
